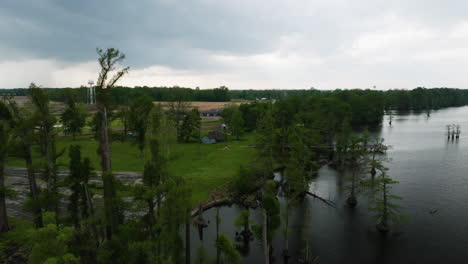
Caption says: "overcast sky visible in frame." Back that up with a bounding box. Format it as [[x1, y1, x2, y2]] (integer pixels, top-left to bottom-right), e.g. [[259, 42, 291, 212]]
[[1, 0, 468, 90]]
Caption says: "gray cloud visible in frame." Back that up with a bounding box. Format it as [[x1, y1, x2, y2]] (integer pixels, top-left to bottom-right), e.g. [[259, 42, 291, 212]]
[[1, 0, 468, 89]]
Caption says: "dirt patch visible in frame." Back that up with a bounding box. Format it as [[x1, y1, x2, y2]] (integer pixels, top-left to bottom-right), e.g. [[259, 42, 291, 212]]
[[154, 100, 250, 111], [10, 96, 66, 113]]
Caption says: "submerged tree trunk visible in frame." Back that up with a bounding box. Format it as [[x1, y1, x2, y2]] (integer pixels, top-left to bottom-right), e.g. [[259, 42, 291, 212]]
[[0, 160, 9, 233], [24, 148, 43, 228], [382, 180, 388, 227], [347, 169, 358, 208], [283, 202, 290, 261], [263, 209, 269, 264], [377, 179, 389, 233], [216, 207, 220, 264]]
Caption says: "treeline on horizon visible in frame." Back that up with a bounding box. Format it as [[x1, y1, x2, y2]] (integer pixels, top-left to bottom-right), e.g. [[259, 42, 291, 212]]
[[1, 86, 468, 110]]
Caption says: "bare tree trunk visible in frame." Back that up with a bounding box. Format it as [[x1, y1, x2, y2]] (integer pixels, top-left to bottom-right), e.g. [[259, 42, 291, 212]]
[[43, 127, 60, 225], [147, 197, 155, 237], [44, 127, 53, 192], [122, 121, 128, 142], [99, 106, 119, 239], [100, 107, 111, 172], [83, 182, 100, 244], [24, 148, 43, 228], [284, 202, 289, 260], [263, 209, 269, 264], [382, 180, 388, 228], [83, 183, 94, 217], [0, 160, 9, 232], [216, 207, 220, 264], [186, 220, 191, 264]]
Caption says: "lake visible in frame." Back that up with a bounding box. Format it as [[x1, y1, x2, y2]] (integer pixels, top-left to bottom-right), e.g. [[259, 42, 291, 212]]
[[189, 106, 468, 264]]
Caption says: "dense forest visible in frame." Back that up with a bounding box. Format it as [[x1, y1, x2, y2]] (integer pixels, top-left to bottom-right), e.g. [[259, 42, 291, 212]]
[[1, 86, 468, 111]]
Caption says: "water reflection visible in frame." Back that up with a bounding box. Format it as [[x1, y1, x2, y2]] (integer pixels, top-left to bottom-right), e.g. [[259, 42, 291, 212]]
[[191, 106, 468, 263]]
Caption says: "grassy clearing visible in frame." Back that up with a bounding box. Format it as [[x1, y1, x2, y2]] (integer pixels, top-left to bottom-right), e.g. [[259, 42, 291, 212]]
[[7, 133, 256, 205]]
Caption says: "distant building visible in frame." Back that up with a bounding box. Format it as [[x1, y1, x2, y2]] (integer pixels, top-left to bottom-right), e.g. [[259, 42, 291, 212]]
[[201, 135, 216, 144], [200, 109, 221, 117], [201, 130, 227, 144], [256, 97, 275, 102]]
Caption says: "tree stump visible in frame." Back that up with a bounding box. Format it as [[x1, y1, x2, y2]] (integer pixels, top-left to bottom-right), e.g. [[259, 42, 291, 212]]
[[376, 222, 389, 234], [346, 196, 357, 208]]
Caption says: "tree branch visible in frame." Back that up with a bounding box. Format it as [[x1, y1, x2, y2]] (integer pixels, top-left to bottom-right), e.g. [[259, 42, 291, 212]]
[[305, 191, 336, 208]]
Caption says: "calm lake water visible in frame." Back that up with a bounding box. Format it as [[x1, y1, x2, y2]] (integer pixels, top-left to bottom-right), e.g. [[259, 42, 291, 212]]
[[190, 106, 468, 264]]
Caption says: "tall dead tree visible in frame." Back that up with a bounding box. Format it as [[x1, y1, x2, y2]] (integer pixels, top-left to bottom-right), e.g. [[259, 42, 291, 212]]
[[95, 48, 129, 239]]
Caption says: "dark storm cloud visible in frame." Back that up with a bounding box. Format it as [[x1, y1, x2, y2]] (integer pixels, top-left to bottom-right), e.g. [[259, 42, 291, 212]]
[[0, 0, 292, 68], [2, 0, 468, 89]]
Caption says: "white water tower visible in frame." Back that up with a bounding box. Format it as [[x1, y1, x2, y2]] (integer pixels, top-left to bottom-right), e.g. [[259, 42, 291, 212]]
[[87, 80, 95, 104]]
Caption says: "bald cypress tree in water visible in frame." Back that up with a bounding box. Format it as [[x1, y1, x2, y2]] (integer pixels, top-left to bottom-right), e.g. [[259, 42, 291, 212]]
[[365, 164, 406, 233], [345, 135, 368, 208]]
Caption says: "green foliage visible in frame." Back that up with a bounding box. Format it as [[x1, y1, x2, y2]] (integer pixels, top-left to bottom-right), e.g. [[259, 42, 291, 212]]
[[28, 224, 79, 264], [3, 87, 468, 111], [4, 86, 231, 104], [179, 108, 201, 142], [215, 234, 241, 264], [230, 165, 260, 196], [116, 105, 130, 141], [127, 241, 157, 264], [238, 102, 269, 132], [284, 125, 318, 199], [89, 110, 117, 140], [229, 109, 244, 140], [102, 172, 124, 237], [61, 96, 87, 140], [128, 96, 154, 152], [255, 104, 276, 176], [42, 211, 57, 225], [156, 176, 191, 263], [262, 180, 281, 243], [194, 245, 212, 264], [234, 210, 251, 230], [0, 218, 34, 260], [365, 170, 407, 230], [66, 145, 94, 226]]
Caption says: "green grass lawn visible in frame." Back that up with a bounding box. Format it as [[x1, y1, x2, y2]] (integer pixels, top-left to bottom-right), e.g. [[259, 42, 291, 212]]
[[6, 133, 256, 205]]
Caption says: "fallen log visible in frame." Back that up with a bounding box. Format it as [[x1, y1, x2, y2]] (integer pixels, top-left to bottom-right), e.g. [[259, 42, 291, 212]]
[[305, 191, 336, 208], [191, 197, 231, 217]]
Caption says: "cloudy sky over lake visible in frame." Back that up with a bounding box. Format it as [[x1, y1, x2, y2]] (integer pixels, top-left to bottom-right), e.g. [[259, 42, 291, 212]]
[[2, 0, 468, 89]]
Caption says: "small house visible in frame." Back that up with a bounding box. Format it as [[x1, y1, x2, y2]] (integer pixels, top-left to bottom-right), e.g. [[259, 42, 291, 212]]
[[201, 130, 227, 144], [201, 135, 216, 144], [200, 109, 221, 117]]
